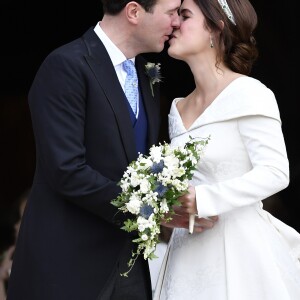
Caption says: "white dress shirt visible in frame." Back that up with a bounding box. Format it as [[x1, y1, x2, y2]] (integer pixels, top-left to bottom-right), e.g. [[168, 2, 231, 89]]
[[94, 22, 139, 116]]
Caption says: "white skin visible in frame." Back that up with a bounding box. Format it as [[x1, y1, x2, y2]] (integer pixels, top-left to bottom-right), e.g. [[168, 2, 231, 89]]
[[100, 0, 182, 58], [167, 0, 242, 223]]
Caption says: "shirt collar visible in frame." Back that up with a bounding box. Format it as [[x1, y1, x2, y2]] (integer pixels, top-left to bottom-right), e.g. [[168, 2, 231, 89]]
[[94, 22, 135, 67]]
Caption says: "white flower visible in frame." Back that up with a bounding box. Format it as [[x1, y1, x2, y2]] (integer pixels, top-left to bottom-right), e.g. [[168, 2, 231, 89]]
[[139, 178, 151, 194], [120, 179, 131, 192], [143, 190, 158, 203], [111, 136, 210, 277], [158, 170, 172, 184], [149, 145, 163, 163], [138, 157, 153, 169], [163, 154, 180, 171], [145, 62, 162, 97], [173, 178, 189, 191], [144, 243, 156, 259], [137, 216, 152, 232], [126, 194, 142, 215], [160, 199, 169, 214], [141, 234, 148, 241], [130, 171, 140, 187], [169, 166, 185, 178]]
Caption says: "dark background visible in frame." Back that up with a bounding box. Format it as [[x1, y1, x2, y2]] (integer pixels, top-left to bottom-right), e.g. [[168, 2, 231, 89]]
[[1, 0, 299, 251]]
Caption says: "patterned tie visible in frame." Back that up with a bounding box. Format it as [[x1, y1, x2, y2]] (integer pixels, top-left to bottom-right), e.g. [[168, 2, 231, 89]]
[[123, 60, 139, 116]]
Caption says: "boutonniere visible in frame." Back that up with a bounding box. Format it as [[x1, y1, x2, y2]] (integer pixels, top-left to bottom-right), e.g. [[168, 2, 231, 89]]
[[145, 62, 162, 97]]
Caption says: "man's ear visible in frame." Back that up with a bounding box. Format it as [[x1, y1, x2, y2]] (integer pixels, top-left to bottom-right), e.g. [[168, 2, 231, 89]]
[[125, 1, 141, 24]]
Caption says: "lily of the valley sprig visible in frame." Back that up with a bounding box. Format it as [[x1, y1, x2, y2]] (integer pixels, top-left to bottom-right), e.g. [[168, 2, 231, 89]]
[[145, 62, 162, 97]]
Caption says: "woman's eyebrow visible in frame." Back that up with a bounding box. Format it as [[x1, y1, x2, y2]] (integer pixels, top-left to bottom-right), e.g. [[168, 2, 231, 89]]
[[179, 8, 192, 15]]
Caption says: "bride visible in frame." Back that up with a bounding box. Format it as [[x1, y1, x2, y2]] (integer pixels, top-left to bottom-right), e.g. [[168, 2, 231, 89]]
[[154, 0, 300, 299]]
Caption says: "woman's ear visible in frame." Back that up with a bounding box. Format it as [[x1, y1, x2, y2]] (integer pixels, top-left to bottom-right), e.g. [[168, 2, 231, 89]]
[[125, 1, 141, 24]]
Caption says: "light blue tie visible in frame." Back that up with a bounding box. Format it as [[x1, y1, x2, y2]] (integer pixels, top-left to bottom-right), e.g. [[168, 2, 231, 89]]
[[123, 60, 139, 116]]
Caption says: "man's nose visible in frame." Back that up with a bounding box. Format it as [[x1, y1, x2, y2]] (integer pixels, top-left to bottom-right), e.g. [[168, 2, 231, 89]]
[[171, 14, 180, 28]]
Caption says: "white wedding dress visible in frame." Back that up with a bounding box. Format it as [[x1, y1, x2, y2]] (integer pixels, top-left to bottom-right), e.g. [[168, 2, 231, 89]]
[[154, 77, 300, 300]]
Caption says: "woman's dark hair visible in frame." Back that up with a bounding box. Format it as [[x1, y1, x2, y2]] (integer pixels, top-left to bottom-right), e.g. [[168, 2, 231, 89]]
[[195, 0, 258, 75], [101, 0, 158, 15]]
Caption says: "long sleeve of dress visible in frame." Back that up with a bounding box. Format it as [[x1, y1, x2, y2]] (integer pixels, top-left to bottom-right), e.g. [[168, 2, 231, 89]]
[[195, 114, 289, 218]]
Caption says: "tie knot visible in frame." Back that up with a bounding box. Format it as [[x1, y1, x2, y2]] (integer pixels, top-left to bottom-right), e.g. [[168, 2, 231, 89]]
[[123, 60, 136, 77]]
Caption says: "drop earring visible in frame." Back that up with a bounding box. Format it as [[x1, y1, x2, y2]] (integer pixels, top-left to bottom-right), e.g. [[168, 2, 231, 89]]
[[210, 35, 214, 48]]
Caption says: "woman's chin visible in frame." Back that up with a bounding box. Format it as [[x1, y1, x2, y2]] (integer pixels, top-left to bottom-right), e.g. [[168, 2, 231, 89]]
[[167, 46, 175, 56], [167, 47, 180, 59]]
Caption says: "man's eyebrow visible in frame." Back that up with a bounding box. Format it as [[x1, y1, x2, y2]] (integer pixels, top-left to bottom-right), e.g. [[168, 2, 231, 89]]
[[167, 7, 180, 13]]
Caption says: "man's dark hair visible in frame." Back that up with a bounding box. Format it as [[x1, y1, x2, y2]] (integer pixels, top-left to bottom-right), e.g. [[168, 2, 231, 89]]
[[101, 0, 158, 15]]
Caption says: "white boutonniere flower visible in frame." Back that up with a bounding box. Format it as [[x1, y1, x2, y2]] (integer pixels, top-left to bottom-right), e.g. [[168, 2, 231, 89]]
[[145, 62, 162, 97]]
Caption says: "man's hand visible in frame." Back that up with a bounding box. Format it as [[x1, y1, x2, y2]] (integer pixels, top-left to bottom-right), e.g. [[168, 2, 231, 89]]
[[0, 246, 14, 281]]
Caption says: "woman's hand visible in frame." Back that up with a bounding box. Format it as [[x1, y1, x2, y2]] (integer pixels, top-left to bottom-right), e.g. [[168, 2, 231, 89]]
[[178, 186, 198, 215], [161, 204, 218, 233]]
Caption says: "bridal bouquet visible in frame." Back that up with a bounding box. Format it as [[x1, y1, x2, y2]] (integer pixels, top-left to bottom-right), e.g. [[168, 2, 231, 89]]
[[111, 136, 209, 276]]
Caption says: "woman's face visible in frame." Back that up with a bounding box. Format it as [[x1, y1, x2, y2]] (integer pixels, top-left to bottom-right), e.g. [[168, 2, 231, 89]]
[[168, 0, 211, 60]]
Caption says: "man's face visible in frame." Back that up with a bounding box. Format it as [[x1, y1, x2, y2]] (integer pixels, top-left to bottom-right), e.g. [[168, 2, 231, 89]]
[[137, 0, 181, 52]]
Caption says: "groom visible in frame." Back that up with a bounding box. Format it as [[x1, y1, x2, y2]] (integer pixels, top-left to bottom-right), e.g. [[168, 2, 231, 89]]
[[7, 0, 217, 299], [7, 0, 181, 299]]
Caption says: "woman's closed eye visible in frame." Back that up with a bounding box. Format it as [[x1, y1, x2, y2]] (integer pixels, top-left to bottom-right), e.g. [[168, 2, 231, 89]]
[[180, 15, 189, 21], [179, 7, 192, 20]]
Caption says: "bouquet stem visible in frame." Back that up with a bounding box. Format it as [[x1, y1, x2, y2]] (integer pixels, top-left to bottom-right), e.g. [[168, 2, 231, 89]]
[[189, 214, 195, 234]]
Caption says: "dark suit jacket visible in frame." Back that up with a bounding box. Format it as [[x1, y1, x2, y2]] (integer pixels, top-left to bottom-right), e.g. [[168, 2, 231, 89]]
[[7, 27, 160, 299]]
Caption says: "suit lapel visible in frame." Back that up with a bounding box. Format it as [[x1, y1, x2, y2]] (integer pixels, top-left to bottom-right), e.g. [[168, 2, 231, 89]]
[[135, 56, 160, 149], [82, 28, 137, 163]]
